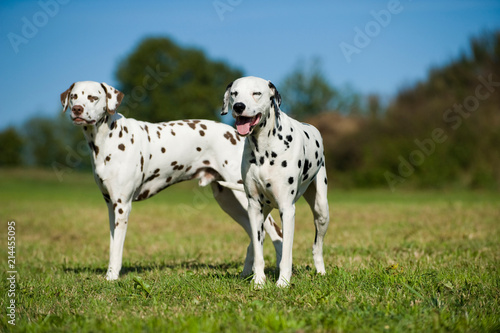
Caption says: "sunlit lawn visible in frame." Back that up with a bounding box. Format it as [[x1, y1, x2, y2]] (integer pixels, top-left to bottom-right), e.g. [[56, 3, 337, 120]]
[[0, 168, 499, 332]]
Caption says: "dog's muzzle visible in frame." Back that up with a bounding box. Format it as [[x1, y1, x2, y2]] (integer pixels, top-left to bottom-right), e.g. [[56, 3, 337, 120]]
[[70, 106, 95, 125], [235, 114, 261, 136]]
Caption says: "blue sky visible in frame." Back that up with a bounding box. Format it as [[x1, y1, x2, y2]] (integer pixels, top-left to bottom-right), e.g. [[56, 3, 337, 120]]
[[1, 0, 499, 130]]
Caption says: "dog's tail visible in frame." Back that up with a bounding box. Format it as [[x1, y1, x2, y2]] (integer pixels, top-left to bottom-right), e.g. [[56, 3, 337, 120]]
[[216, 181, 245, 192]]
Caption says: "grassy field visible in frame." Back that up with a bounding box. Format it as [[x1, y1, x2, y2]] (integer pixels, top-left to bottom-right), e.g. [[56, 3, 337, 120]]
[[0, 168, 499, 332]]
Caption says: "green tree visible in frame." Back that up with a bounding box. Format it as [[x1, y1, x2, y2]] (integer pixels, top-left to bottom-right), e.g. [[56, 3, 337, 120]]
[[0, 127, 24, 166], [115, 37, 243, 122], [23, 114, 92, 170], [280, 58, 337, 119], [280, 58, 363, 119]]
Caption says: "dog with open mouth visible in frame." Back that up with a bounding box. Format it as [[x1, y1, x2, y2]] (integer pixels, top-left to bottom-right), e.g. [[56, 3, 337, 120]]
[[221, 76, 330, 287], [61, 81, 283, 280]]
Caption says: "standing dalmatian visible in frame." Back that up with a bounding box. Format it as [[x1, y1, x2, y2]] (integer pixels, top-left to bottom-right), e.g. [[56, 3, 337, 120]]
[[221, 76, 330, 287], [60, 81, 283, 280]]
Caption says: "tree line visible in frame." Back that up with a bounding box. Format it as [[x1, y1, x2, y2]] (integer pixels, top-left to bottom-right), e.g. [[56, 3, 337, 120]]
[[1, 32, 498, 190]]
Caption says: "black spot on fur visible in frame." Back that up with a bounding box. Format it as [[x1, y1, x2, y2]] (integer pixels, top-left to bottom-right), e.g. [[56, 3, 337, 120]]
[[282, 161, 287, 167], [259, 156, 264, 165], [304, 131, 310, 139], [288, 177, 294, 184], [251, 136, 259, 152], [286, 135, 292, 142], [303, 159, 310, 175]]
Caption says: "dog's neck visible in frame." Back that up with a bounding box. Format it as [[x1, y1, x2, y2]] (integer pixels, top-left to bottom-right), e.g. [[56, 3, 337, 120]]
[[246, 102, 283, 152], [81, 112, 123, 160]]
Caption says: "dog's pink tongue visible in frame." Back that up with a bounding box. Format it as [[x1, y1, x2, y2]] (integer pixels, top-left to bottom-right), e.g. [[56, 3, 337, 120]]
[[236, 117, 252, 136]]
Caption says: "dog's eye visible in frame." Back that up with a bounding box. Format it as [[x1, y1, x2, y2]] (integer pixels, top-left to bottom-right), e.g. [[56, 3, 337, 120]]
[[231, 91, 238, 97], [253, 92, 262, 96]]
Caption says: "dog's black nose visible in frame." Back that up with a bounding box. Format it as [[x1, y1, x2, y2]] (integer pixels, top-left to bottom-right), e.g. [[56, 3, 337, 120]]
[[232, 102, 246, 114]]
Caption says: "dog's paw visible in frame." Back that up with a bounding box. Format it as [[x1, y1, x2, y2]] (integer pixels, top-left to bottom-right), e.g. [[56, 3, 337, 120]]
[[252, 275, 266, 289], [105, 271, 119, 281], [276, 277, 291, 288]]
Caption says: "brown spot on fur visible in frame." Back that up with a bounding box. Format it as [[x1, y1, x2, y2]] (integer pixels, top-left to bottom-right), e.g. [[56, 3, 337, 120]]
[[196, 147, 202, 152], [118, 144, 125, 151], [118, 208, 124, 214], [271, 217, 283, 238], [88, 95, 98, 102], [161, 147, 166, 153], [223, 131, 238, 145], [203, 160, 210, 165], [200, 124, 207, 130], [171, 130, 176, 136], [199, 130, 205, 136], [186, 166, 192, 172], [171, 161, 177, 166], [166, 176, 172, 182], [157, 131, 161, 138]]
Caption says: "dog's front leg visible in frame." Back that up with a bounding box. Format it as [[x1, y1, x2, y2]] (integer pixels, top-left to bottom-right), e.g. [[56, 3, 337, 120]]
[[106, 199, 131, 280], [248, 199, 267, 288], [277, 204, 296, 288]]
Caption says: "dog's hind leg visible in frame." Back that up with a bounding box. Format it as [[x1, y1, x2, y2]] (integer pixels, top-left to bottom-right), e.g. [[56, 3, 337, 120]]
[[303, 167, 330, 275]]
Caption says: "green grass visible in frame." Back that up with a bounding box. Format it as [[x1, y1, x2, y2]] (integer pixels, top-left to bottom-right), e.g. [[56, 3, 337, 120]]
[[0, 168, 499, 332]]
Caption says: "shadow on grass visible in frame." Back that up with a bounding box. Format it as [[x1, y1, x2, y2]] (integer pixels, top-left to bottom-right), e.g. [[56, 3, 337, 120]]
[[63, 260, 278, 280]]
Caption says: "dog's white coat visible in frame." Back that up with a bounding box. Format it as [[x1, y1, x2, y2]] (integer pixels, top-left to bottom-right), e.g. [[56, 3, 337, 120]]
[[222, 76, 330, 287], [61, 81, 282, 280]]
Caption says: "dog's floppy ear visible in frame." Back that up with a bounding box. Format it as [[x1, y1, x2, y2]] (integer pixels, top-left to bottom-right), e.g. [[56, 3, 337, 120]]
[[268, 81, 281, 107], [221, 81, 233, 115], [60, 83, 75, 112], [100, 82, 124, 115]]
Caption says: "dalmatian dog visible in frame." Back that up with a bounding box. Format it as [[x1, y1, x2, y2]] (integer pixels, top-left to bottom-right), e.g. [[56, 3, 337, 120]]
[[60, 81, 283, 281], [221, 76, 330, 287]]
